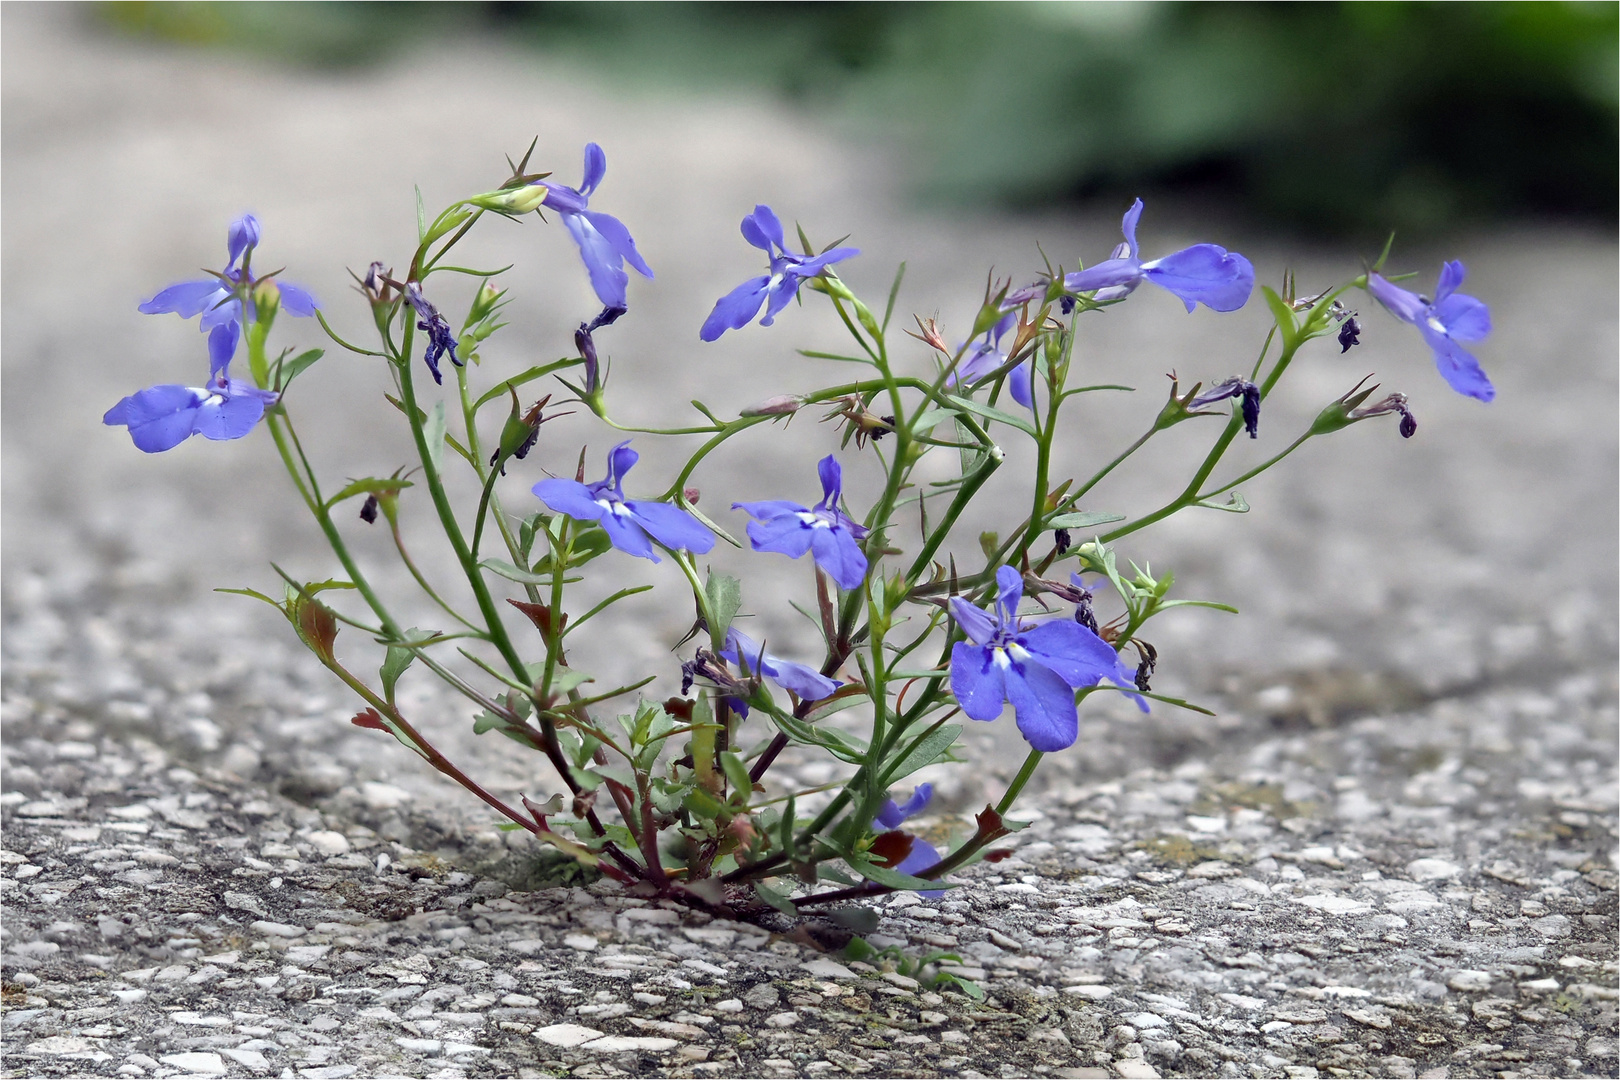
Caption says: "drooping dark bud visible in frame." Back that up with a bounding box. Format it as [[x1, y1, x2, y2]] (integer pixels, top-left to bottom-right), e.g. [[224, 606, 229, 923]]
[[683, 487, 701, 505], [1054, 528, 1072, 554], [1074, 593, 1098, 635], [1338, 315, 1361, 353], [1240, 382, 1261, 439], [871, 415, 897, 442], [1349, 392, 1417, 440], [1190, 377, 1261, 438], [1133, 640, 1158, 692], [1059, 295, 1077, 315], [359, 495, 379, 524], [574, 324, 600, 395], [404, 282, 460, 385]]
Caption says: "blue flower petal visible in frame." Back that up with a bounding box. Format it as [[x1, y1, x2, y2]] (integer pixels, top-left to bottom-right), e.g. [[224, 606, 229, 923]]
[[1421, 332, 1495, 403], [1004, 659, 1079, 751], [874, 800, 905, 831], [1008, 360, 1034, 408], [104, 385, 204, 453], [809, 525, 868, 590], [563, 214, 631, 309], [624, 500, 715, 554], [582, 210, 653, 279], [1435, 293, 1491, 342], [1064, 257, 1142, 294], [1142, 245, 1255, 313], [140, 279, 228, 319], [759, 275, 800, 326], [276, 281, 321, 317], [894, 837, 946, 898], [1018, 621, 1122, 688], [1119, 198, 1144, 259], [816, 454, 842, 504], [741, 205, 784, 252], [208, 323, 239, 376], [533, 478, 609, 523], [949, 641, 1007, 722], [895, 783, 933, 820], [1366, 273, 1427, 324], [581, 142, 607, 195], [700, 275, 772, 341], [227, 214, 261, 267], [194, 388, 266, 442], [596, 508, 658, 561], [742, 513, 816, 559], [948, 597, 996, 646], [1435, 259, 1467, 302]]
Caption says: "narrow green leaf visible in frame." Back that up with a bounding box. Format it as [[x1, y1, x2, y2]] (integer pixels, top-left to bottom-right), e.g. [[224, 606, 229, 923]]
[[882, 724, 961, 784], [704, 571, 743, 639], [845, 852, 952, 893], [1195, 492, 1250, 513], [1046, 509, 1126, 530], [882, 261, 906, 333], [1260, 286, 1298, 345], [910, 407, 959, 434], [326, 476, 414, 508], [275, 348, 324, 393], [424, 400, 447, 474], [754, 881, 798, 917], [719, 751, 753, 801], [479, 558, 554, 586], [944, 394, 1037, 436], [415, 185, 427, 243]]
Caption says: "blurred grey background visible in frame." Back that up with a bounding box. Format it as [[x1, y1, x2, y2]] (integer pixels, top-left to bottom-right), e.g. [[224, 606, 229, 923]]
[[3, 1, 1615, 799]]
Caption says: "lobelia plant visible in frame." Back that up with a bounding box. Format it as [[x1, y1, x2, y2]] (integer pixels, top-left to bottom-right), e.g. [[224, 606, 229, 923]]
[[106, 140, 1494, 969]]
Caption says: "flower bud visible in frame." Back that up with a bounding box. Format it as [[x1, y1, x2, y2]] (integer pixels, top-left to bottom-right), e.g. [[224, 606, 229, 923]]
[[469, 279, 504, 325], [469, 183, 549, 215], [1337, 315, 1361, 353], [251, 278, 281, 329], [740, 395, 805, 417]]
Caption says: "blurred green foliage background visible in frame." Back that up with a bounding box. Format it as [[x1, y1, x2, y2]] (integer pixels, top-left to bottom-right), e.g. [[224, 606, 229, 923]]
[[100, 1, 1617, 239]]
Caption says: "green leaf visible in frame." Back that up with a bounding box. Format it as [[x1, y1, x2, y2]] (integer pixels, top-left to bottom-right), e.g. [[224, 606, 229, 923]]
[[843, 935, 879, 962], [1047, 510, 1126, 530], [845, 851, 951, 893], [1156, 598, 1240, 615], [214, 587, 281, 608], [910, 407, 959, 435], [1260, 286, 1298, 346], [275, 349, 324, 393], [480, 558, 555, 586], [1196, 492, 1250, 513], [882, 724, 961, 784], [380, 644, 416, 702], [415, 185, 427, 243], [549, 668, 594, 695], [882, 261, 906, 333], [719, 751, 753, 801], [326, 476, 414, 508], [944, 394, 1037, 437], [704, 571, 743, 639], [830, 906, 881, 934], [472, 710, 509, 735], [754, 881, 798, 917], [423, 401, 447, 474]]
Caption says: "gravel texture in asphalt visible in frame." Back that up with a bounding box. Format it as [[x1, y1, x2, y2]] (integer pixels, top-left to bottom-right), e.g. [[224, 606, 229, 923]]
[[3, 7, 1616, 1078]]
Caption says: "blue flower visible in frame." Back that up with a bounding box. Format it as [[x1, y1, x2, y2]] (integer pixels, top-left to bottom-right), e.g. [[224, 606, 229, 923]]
[[533, 441, 714, 562], [103, 331, 277, 453], [949, 566, 1142, 752], [540, 143, 653, 310], [1063, 199, 1253, 314], [404, 282, 460, 385], [733, 455, 869, 590], [699, 206, 858, 341], [719, 626, 841, 718], [138, 214, 319, 371], [871, 784, 945, 897], [1365, 262, 1494, 402]]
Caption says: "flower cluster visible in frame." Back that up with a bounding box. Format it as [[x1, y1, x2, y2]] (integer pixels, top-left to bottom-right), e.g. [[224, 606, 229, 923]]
[[105, 216, 317, 452], [103, 144, 1497, 920]]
